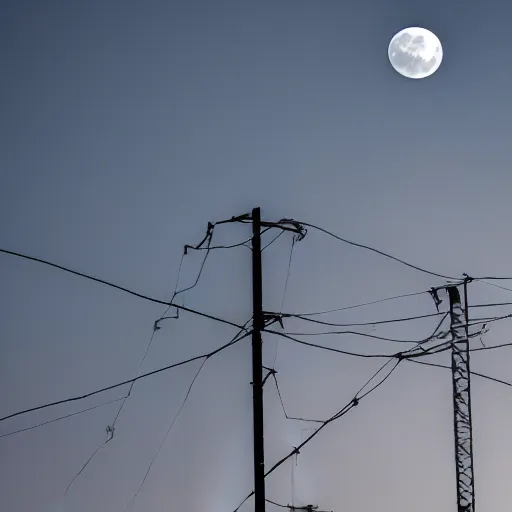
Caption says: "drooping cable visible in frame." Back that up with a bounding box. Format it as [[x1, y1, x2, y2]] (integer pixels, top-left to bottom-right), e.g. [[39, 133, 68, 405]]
[[289, 220, 458, 280], [406, 358, 512, 388], [284, 290, 432, 317], [272, 373, 322, 424], [124, 358, 208, 510], [232, 356, 402, 512], [278, 311, 444, 329], [272, 236, 296, 369], [0, 327, 252, 425], [0, 396, 127, 439], [0, 248, 244, 330]]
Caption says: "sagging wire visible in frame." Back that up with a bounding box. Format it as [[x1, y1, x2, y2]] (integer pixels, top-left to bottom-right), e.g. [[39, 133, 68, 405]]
[[272, 233, 300, 369], [65, 229, 205, 495], [406, 357, 512, 388], [271, 311, 445, 330], [272, 373, 322, 424], [0, 396, 128, 439], [289, 219, 458, 280], [123, 358, 208, 511], [262, 311, 452, 359], [232, 354, 403, 512], [125, 316, 275, 510], [65, 422, 117, 495]]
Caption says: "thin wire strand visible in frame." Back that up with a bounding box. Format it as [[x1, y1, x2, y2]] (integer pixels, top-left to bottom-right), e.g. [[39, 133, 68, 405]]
[[262, 231, 285, 252], [294, 221, 458, 280], [406, 358, 512, 388], [0, 248, 244, 330], [263, 313, 450, 358], [280, 311, 444, 329], [65, 439, 105, 495], [477, 280, 512, 293], [232, 355, 403, 512], [471, 301, 512, 309], [110, 249, 187, 432], [281, 329, 445, 344], [125, 358, 208, 510], [272, 374, 322, 424], [0, 328, 252, 424], [266, 498, 289, 508], [282, 290, 431, 317], [272, 236, 296, 369], [0, 396, 127, 439]]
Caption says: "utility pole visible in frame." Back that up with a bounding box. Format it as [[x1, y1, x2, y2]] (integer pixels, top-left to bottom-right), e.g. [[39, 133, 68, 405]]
[[448, 281, 475, 512], [251, 207, 266, 512]]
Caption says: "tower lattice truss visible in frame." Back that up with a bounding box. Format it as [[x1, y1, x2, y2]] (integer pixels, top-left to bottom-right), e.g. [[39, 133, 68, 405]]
[[448, 286, 475, 512]]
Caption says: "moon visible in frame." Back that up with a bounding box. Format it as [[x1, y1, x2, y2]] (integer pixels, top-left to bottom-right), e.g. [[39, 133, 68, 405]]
[[388, 27, 443, 79]]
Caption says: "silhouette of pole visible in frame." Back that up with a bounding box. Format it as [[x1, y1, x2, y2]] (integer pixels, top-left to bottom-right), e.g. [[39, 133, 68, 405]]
[[448, 281, 476, 512], [251, 207, 266, 512]]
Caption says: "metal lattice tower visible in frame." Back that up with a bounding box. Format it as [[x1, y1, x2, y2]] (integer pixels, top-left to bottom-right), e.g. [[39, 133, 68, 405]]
[[447, 285, 475, 512]]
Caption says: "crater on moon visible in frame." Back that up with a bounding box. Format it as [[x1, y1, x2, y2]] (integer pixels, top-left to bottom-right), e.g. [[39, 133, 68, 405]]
[[388, 27, 442, 79]]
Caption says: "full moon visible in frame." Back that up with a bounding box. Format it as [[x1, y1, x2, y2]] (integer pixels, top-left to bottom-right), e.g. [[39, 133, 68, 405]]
[[388, 27, 443, 79]]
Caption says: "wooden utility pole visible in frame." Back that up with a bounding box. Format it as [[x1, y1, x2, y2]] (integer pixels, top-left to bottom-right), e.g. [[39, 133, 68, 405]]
[[251, 207, 266, 512]]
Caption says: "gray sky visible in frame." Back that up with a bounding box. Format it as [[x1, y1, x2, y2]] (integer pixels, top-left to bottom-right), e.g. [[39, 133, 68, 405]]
[[2, 1, 512, 511]]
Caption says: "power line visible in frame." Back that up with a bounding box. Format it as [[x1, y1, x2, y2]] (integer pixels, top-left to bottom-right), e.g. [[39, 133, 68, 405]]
[[124, 358, 208, 510], [233, 320, 447, 512], [263, 312, 452, 358], [470, 301, 512, 309], [0, 248, 245, 330], [262, 230, 285, 252], [65, 435, 107, 495], [266, 499, 289, 509], [277, 311, 444, 329], [283, 290, 432, 317], [272, 373, 323, 424], [233, 356, 402, 512], [291, 220, 458, 280], [0, 396, 127, 439], [406, 358, 512, 388], [280, 329, 449, 345], [65, 324, 250, 496], [0, 328, 253, 425], [263, 329, 456, 360], [272, 235, 296, 369], [476, 280, 512, 293]]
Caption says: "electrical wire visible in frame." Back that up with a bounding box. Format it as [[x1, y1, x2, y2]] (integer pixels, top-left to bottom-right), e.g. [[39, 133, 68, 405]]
[[65, 436, 106, 495], [232, 355, 402, 512], [476, 280, 512, 293], [470, 301, 512, 309], [266, 498, 289, 508], [278, 311, 444, 329], [406, 358, 512, 388], [262, 231, 285, 252], [272, 235, 296, 369], [470, 342, 512, 353], [0, 328, 252, 425], [474, 276, 512, 282], [279, 329, 445, 345], [108, 246, 188, 438], [263, 312, 451, 358], [0, 248, 244, 330], [0, 396, 127, 439], [124, 358, 208, 510], [65, 323, 251, 496], [290, 220, 458, 280], [272, 373, 323, 424], [283, 290, 432, 317]]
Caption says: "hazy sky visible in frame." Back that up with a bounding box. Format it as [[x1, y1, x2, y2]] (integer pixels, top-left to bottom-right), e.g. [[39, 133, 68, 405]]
[[2, 1, 512, 511]]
